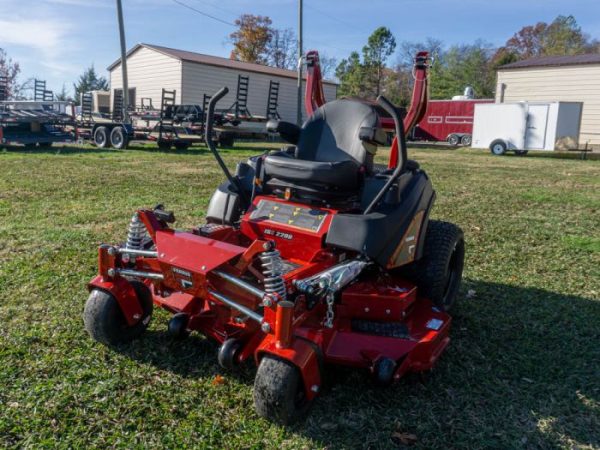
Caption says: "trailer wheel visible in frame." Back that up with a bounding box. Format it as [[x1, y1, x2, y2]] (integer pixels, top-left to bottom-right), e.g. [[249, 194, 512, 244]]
[[401, 220, 464, 312], [254, 355, 312, 425], [218, 134, 235, 147], [514, 150, 529, 156], [110, 126, 129, 149], [94, 126, 110, 148], [460, 134, 472, 146], [447, 134, 460, 146], [490, 139, 507, 155], [174, 142, 191, 150], [83, 281, 153, 346]]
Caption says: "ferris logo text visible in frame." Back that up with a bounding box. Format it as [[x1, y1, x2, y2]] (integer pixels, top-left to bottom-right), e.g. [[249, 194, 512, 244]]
[[264, 229, 293, 240]]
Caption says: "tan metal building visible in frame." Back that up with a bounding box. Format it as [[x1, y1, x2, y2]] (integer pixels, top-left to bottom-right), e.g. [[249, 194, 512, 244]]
[[108, 43, 338, 123], [496, 54, 600, 149]]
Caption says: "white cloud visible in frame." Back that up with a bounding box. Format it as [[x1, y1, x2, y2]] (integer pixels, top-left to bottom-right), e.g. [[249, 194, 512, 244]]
[[0, 18, 71, 58]]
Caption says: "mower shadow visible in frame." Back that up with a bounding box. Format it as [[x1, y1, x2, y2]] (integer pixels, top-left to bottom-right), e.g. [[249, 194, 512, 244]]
[[297, 280, 600, 449], [119, 328, 257, 384], [114, 281, 599, 449]]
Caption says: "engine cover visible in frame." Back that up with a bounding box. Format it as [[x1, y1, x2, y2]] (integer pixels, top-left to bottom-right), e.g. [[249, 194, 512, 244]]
[[240, 196, 336, 262]]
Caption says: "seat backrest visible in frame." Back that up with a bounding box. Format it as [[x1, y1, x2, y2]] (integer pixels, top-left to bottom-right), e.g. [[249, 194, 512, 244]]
[[296, 99, 381, 170]]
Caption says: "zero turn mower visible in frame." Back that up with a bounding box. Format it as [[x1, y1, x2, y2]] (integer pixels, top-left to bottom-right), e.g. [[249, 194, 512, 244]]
[[84, 52, 464, 424]]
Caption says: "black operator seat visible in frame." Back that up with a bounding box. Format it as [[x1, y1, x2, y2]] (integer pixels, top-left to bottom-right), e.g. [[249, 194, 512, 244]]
[[263, 99, 388, 192]]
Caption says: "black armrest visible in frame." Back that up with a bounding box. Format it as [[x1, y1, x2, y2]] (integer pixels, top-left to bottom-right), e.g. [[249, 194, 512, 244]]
[[359, 126, 388, 146], [266, 119, 301, 145]]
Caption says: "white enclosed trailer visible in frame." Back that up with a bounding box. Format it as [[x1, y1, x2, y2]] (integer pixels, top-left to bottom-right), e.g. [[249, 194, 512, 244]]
[[471, 101, 582, 155]]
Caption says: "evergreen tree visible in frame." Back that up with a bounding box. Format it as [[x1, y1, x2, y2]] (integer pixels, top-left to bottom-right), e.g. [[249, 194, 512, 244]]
[[73, 65, 108, 105]]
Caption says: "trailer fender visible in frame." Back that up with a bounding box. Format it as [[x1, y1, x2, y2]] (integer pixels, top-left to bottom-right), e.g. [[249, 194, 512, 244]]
[[255, 335, 322, 401], [88, 275, 144, 326]]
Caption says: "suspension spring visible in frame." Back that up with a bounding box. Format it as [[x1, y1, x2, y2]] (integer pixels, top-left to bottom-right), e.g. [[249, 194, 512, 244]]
[[125, 212, 147, 251], [259, 249, 287, 301]]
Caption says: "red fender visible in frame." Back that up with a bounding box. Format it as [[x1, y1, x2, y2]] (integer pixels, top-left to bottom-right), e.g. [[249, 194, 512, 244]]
[[88, 275, 144, 326], [256, 335, 322, 401]]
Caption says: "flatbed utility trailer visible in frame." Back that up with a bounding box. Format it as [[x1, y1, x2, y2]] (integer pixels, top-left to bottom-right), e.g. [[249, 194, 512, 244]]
[[0, 100, 74, 147], [74, 91, 134, 149], [133, 84, 273, 149], [0, 77, 73, 147]]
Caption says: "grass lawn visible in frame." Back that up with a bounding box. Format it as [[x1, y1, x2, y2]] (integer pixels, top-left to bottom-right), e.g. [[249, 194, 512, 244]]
[[0, 143, 598, 449]]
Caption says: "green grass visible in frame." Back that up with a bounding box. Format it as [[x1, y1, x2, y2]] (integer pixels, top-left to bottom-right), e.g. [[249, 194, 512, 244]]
[[1, 143, 599, 449]]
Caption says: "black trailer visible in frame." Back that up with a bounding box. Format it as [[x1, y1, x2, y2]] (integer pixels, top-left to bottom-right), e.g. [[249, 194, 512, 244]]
[[75, 91, 134, 149], [0, 78, 73, 147]]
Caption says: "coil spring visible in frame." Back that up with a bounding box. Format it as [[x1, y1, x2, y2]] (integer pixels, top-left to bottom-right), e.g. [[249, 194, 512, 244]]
[[125, 213, 147, 250], [260, 250, 287, 301]]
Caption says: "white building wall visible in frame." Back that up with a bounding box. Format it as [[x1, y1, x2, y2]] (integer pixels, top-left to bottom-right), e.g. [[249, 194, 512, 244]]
[[496, 65, 600, 148], [182, 61, 337, 123], [110, 46, 182, 108]]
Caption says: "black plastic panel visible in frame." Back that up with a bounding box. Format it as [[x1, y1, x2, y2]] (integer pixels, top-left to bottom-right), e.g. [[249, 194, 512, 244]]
[[250, 199, 328, 232]]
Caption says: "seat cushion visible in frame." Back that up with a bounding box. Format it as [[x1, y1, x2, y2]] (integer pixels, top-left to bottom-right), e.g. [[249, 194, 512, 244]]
[[264, 155, 360, 190]]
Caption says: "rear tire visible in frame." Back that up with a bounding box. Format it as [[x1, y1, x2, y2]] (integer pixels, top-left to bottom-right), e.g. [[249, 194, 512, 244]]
[[94, 126, 109, 148], [157, 141, 172, 150], [460, 134, 472, 146], [490, 139, 507, 155], [110, 126, 129, 149], [447, 134, 460, 146], [83, 281, 153, 346], [254, 356, 312, 425], [402, 220, 465, 312]]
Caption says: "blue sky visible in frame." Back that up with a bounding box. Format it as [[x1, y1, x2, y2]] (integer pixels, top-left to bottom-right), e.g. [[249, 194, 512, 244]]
[[1, 0, 599, 95]]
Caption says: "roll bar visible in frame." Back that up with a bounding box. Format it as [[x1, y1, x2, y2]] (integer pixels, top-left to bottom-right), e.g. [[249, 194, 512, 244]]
[[302, 49, 430, 170], [205, 87, 250, 208], [388, 51, 430, 169], [363, 95, 407, 215]]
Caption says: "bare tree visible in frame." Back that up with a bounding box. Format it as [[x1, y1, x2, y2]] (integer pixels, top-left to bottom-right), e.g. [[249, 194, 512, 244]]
[[267, 28, 297, 70], [0, 48, 21, 100], [319, 54, 338, 79]]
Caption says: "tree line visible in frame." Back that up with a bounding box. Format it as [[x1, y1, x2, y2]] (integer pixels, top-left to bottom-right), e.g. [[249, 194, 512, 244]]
[[335, 15, 599, 105]]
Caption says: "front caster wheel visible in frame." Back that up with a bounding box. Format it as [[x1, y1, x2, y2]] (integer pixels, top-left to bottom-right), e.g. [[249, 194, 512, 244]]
[[218, 338, 241, 370], [83, 281, 153, 346], [254, 356, 312, 425], [167, 313, 190, 339]]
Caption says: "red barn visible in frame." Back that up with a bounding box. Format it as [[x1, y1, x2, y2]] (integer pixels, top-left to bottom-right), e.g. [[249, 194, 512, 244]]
[[412, 99, 493, 145]]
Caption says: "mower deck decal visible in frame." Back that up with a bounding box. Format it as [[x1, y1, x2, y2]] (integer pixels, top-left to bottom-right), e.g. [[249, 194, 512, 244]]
[[250, 199, 327, 232]]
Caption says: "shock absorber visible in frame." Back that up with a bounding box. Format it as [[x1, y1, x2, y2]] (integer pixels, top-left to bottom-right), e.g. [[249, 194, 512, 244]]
[[260, 248, 287, 302], [125, 212, 147, 251]]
